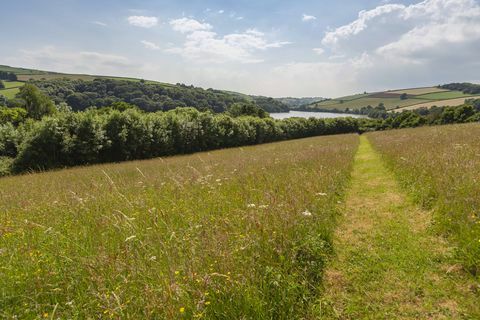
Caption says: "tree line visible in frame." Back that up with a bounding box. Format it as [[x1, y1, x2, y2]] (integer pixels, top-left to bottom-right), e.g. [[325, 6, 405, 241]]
[[1, 82, 480, 176], [24, 78, 289, 113], [0, 71, 18, 81]]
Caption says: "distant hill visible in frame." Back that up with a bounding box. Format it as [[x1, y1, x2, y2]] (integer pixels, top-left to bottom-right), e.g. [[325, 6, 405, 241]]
[[276, 97, 326, 109], [0, 65, 289, 113], [303, 86, 480, 112]]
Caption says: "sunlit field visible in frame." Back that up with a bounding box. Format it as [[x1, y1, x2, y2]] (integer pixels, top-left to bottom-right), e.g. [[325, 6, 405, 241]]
[[0, 134, 359, 319], [368, 123, 480, 277]]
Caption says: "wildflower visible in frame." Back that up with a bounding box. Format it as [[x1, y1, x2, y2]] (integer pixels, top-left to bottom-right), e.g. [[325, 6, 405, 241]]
[[175, 270, 180, 275], [43, 313, 49, 318], [302, 210, 312, 217], [179, 307, 185, 313], [259, 205, 269, 209], [205, 301, 211, 305], [247, 204, 256, 208], [316, 192, 327, 196]]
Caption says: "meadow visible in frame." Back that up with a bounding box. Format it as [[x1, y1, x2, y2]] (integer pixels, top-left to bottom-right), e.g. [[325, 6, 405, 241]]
[[368, 123, 480, 277], [0, 134, 359, 319]]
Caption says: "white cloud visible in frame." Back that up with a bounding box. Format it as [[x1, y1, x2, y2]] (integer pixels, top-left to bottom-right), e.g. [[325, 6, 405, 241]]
[[167, 19, 290, 63], [218, 10, 225, 14], [170, 18, 212, 33], [141, 40, 160, 50], [127, 16, 158, 28], [313, 48, 325, 55], [91, 21, 107, 27], [302, 14, 317, 22]]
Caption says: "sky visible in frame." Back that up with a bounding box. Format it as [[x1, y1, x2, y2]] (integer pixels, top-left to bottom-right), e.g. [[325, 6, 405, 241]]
[[1, 0, 479, 97]]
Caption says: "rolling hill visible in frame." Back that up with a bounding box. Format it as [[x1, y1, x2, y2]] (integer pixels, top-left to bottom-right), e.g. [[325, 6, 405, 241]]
[[0, 65, 289, 113], [303, 86, 480, 112]]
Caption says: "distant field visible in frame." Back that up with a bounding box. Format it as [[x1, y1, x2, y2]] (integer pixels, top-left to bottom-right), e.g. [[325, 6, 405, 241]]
[[308, 85, 479, 112], [0, 134, 359, 318], [0, 81, 24, 99], [314, 97, 425, 110], [415, 91, 475, 100], [396, 97, 474, 111], [389, 87, 448, 95], [0, 88, 20, 99], [2, 81, 24, 89]]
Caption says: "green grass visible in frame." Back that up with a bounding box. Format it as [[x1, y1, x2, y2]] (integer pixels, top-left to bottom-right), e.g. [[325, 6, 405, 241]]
[[368, 124, 480, 278], [0, 88, 20, 99], [320, 136, 480, 318], [0, 134, 359, 319], [2, 81, 24, 89], [416, 90, 479, 100]]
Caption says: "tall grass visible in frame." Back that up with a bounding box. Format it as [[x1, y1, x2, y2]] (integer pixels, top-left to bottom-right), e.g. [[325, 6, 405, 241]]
[[0, 134, 359, 319], [368, 123, 480, 278]]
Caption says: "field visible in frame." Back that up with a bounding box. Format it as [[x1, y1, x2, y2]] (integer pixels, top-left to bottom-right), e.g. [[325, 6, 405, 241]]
[[396, 97, 473, 111], [314, 96, 425, 110], [389, 87, 448, 95], [415, 90, 473, 100], [0, 134, 359, 319], [307, 86, 480, 112], [0, 81, 25, 99], [368, 123, 480, 276]]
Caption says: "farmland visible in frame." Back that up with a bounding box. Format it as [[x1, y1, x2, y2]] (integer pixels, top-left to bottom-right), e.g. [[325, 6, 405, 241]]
[[305, 86, 480, 112], [0, 134, 359, 319], [0, 81, 24, 99]]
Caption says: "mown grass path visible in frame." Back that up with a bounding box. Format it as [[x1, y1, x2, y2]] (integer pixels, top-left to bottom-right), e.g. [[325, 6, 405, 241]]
[[320, 136, 480, 319]]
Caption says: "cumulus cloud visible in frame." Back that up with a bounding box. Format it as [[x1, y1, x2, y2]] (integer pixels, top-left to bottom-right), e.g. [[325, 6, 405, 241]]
[[141, 40, 160, 50], [128, 16, 158, 28], [302, 14, 317, 22], [167, 19, 290, 63], [170, 18, 212, 33], [293, 0, 480, 95]]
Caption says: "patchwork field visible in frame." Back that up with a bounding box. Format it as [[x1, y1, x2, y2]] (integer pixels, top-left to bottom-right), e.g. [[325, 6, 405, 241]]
[[306, 86, 480, 112], [0, 134, 359, 319]]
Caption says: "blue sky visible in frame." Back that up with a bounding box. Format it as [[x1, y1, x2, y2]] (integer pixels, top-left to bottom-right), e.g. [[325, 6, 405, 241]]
[[1, 0, 479, 97]]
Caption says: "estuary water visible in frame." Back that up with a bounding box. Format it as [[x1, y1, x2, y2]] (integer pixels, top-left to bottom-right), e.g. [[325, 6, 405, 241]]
[[270, 111, 367, 120]]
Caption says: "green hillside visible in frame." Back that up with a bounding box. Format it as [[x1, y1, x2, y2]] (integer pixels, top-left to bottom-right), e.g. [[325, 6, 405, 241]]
[[0, 65, 289, 113], [304, 86, 480, 112]]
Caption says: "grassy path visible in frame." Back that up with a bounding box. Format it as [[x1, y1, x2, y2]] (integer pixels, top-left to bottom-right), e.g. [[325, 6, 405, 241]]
[[320, 136, 480, 319]]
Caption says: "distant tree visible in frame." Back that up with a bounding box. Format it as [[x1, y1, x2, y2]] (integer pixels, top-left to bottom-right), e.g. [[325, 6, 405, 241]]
[[400, 93, 408, 100], [17, 84, 56, 120], [227, 102, 269, 118], [0, 81, 5, 89]]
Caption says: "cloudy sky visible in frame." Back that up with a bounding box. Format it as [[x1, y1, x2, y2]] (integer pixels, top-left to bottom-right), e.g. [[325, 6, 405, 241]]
[[1, 0, 479, 97]]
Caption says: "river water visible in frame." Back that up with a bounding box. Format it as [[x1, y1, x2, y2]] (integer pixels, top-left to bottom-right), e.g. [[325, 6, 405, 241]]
[[270, 111, 366, 120]]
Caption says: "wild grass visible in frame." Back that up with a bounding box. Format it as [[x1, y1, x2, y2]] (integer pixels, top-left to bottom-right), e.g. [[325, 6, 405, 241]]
[[0, 134, 359, 319], [368, 123, 480, 278]]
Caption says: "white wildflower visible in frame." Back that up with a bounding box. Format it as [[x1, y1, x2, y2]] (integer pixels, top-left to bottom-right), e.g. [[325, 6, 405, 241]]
[[302, 210, 312, 217], [247, 204, 256, 208], [316, 192, 328, 196]]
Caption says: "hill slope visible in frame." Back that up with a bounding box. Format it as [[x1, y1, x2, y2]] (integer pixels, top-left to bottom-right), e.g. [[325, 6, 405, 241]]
[[0, 65, 289, 113], [303, 86, 480, 112]]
